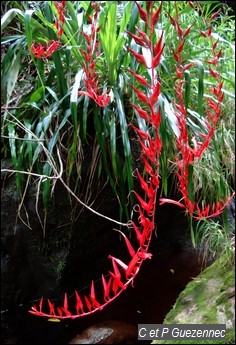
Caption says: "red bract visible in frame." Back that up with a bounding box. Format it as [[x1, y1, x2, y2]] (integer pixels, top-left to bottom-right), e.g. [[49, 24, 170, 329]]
[[54, 1, 66, 36], [159, 5, 232, 222], [77, 6, 110, 108], [127, 47, 149, 67], [30, 40, 60, 59]]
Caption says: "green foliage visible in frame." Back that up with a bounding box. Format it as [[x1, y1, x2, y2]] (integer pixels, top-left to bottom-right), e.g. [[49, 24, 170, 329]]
[[194, 216, 235, 265]]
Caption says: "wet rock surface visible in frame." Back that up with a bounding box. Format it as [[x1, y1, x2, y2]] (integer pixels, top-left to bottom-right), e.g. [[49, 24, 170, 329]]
[[68, 321, 138, 344], [152, 254, 235, 344]]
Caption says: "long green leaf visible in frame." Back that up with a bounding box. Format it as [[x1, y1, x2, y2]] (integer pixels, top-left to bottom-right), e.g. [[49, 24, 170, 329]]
[[196, 60, 204, 117], [5, 50, 21, 106]]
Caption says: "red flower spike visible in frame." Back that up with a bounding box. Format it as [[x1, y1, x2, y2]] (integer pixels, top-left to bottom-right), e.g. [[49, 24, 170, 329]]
[[113, 229, 136, 258]]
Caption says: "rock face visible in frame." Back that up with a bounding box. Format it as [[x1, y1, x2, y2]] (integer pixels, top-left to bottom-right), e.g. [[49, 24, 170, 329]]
[[68, 320, 138, 344], [1, 165, 121, 310], [152, 254, 235, 344], [1, 171, 72, 309]]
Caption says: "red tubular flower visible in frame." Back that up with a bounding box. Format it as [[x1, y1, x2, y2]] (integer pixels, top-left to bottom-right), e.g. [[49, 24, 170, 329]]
[[30, 40, 60, 59]]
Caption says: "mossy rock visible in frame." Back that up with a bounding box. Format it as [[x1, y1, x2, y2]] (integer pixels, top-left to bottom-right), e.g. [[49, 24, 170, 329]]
[[152, 254, 235, 344]]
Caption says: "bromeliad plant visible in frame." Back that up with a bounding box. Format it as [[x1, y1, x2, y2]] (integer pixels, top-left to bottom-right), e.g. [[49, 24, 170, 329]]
[[26, 1, 234, 319], [1, 1, 234, 319]]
